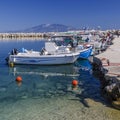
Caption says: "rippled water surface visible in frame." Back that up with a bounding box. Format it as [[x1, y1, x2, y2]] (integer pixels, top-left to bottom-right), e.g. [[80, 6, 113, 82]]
[[0, 39, 120, 120]]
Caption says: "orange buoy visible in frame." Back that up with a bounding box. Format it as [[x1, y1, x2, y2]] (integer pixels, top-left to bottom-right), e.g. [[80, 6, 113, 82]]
[[72, 80, 78, 86], [16, 76, 22, 82]]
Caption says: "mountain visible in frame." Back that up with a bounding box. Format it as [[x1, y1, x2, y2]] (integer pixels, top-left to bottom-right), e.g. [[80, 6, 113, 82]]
[[20, 24, 77, 33]]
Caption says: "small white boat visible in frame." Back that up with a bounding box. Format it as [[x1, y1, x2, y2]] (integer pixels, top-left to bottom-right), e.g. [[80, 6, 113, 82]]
[[6, 42, 80, 65]]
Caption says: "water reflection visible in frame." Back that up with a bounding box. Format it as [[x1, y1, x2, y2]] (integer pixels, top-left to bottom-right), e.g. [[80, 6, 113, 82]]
[[0, 64, 77, 101], [0, 60, 94, 103], [9, 64, 80, 78]]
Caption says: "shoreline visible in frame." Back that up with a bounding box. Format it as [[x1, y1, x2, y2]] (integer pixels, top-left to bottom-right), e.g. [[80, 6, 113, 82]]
[[0, 37, 46, 41]]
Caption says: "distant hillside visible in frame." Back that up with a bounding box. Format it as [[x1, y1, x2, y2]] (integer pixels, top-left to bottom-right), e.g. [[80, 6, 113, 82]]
[[18, 24, 77, 33]]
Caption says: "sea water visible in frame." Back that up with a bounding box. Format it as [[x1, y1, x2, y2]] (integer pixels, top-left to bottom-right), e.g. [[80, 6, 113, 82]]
[[0, 39, 120, 120]]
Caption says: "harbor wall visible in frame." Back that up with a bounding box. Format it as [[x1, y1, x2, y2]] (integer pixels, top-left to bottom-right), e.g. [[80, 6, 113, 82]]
[[91, 37, 120, 110]]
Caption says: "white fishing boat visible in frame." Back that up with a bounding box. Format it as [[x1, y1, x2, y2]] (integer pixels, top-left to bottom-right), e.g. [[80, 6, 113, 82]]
[[49, 35, 93, 59], [6, 42, 80, 65]]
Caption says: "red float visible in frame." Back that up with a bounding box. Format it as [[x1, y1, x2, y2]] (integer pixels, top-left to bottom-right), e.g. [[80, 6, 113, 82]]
[[16, 76, 22, 82], [72, 80, 78, 86]]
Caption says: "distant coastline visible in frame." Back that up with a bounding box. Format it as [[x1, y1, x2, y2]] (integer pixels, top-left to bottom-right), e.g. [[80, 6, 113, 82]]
[[0, 30, 119, 40], [0, 33, 49, 39]]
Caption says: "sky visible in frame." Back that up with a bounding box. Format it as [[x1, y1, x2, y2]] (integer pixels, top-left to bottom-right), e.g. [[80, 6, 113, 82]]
[[0, 0, 120, 32]]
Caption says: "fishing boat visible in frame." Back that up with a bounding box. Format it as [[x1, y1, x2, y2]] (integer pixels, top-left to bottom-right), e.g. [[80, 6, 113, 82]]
[[76, 45, 93, 59], [6, 42, 80, 65], [50, 35, 93, 59]]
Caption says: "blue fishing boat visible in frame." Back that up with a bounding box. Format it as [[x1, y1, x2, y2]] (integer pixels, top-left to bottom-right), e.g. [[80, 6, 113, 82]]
[[78, 46, 93, 59]]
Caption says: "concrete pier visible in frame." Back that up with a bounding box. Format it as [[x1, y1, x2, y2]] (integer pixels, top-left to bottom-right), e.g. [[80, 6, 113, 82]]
[[93, 36, 120, 109], [96, 37, 120, 77]]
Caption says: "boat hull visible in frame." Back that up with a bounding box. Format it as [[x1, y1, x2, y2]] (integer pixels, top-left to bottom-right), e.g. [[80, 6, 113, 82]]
[[78, 47, 92, 59], [8, 53, 79, 65]]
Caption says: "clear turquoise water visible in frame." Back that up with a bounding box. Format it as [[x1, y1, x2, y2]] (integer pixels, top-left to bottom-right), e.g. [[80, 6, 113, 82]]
[[0, 39, 120, 120]]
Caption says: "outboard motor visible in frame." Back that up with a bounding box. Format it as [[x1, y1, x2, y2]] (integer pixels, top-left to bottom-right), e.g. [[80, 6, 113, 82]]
[[11, 48, 18, 55]]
